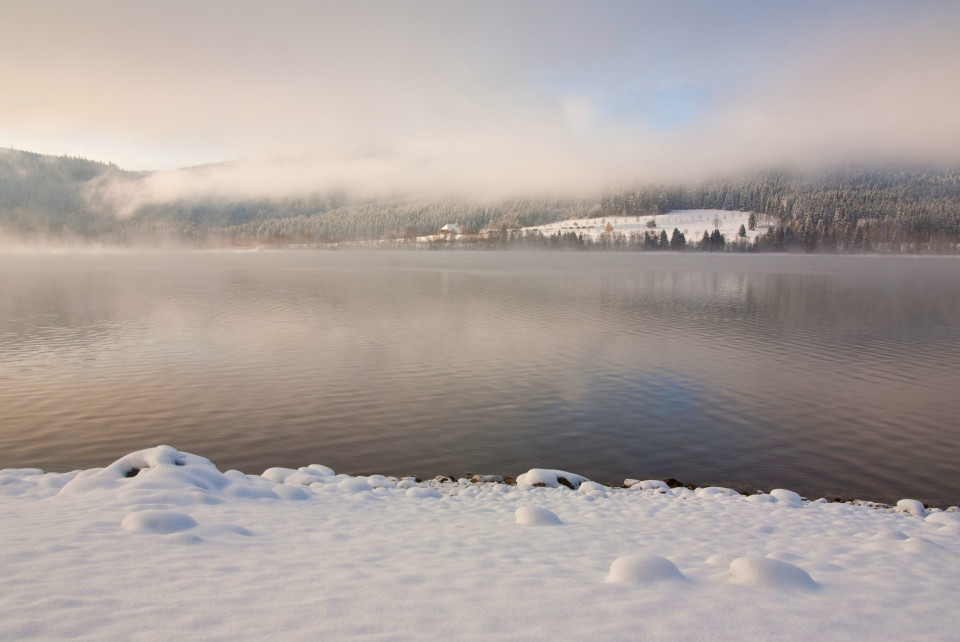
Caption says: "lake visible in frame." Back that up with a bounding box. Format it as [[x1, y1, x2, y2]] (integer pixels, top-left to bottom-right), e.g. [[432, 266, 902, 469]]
[[1, 250, 958, 506]]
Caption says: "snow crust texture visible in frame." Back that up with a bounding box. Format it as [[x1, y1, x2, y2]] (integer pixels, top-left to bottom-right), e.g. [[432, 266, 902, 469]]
[[2, 447, 959, 640]]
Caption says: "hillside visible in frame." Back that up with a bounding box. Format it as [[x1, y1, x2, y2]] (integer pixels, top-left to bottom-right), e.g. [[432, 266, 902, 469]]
[[0, 148, 592, 246], [1, 148, 959, 251]]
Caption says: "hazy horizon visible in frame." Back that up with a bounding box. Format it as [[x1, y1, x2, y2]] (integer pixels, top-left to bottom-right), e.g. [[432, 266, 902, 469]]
[[3, 1, 960, 205]]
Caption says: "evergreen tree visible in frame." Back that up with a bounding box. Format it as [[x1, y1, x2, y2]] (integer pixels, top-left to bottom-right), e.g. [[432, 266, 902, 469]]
[[710, 229, 725, 250], [670, 228, 686, 250]]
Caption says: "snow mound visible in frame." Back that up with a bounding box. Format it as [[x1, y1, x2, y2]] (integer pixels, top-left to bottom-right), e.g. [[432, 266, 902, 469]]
[[578, 481, 608, 497], [284, 469, 334, 486], [338, 478, 372, 493], [365, 475, 397, 490], [770, 489, 804, 505], [406, 487, 442, 499], [926, 512, 960, 526], [638, 480, 670, 490], [746, 493, 777, 503], [58, 446, 227, 497], [903, 536, 951, 558], [122, 510, 198, 535], [306, 464, 335, 476], [224, 485, 280, 500], [261, 467, 298, 483], [896, 499, 928, 516], [56, 446, 344, 504], [515, 506, 562, 526], [706, 553, 736, 569], [275, 485, 310, 501], [696, 487, 740, 498], [516, 469, 589, 489], [262, 465, 335, 485], [607, 554, 687, 585], [728, 556, 818, 591]]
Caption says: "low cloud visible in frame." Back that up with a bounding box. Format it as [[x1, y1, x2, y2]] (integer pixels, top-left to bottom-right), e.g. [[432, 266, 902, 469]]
[[7, 1, 959, 213]]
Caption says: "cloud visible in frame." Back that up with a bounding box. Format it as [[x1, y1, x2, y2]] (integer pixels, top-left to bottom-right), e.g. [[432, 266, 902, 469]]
[[696, 4, 960, 170], [7, 0, 960, 210]]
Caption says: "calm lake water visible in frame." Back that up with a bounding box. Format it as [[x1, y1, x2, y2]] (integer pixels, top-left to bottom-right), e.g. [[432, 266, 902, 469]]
[[2, 250, 959, 506]]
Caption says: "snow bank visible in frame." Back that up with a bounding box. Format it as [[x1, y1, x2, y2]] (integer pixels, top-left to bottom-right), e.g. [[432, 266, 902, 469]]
[[1, 446, 959, 640]]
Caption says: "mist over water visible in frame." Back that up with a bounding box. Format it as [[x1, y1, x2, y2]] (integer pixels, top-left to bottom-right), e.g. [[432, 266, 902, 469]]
[[1, 250, 959, 506]]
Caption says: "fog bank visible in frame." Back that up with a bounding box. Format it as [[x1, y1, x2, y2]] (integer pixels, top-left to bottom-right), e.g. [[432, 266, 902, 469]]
[[2, 1, 959, 206]]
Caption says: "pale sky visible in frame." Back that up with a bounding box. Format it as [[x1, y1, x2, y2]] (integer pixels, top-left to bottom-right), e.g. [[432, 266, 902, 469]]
[[3, 1, 959, 200]]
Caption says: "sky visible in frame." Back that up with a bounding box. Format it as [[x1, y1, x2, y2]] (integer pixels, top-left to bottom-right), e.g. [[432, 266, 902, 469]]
[[2, 0, 960, 201]]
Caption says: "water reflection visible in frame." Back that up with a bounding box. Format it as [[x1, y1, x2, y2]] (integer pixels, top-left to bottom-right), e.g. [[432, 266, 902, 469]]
[[1, 251, 958, 505]]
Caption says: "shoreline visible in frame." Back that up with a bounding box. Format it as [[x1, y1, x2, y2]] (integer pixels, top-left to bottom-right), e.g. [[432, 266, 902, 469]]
[[364, 472, 955, 512], [4, 448, 956, 512]]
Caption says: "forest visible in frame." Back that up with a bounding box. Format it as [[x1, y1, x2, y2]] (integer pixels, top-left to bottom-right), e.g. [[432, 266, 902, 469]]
[[599, 167, 960, 253], [1, 147, 958, 252]]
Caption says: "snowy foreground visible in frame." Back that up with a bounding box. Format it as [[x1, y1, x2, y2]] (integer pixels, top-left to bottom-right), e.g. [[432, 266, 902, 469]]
[[2, 447, 959, 640]]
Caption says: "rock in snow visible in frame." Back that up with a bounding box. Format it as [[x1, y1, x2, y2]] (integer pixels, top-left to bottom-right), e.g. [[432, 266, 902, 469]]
[[638, 479, 670, 490], [578, 481, 608, 497], [516, 468, 588, 489], [896, 499, 928, 516]]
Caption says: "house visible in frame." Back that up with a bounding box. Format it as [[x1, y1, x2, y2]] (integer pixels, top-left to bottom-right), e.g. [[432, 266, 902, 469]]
[[439, 223, 461, 235]]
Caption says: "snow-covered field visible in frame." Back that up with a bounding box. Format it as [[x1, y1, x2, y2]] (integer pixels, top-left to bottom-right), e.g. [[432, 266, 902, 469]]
[[2, 446, 959, 640], [524, 209, 767, 243]]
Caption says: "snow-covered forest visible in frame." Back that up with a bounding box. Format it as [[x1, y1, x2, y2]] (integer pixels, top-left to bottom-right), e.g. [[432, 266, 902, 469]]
[[2, 147, 959, 252]]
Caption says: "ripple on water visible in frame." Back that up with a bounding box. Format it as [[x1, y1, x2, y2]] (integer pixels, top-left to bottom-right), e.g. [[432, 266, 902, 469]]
[[1, 252, 959, 506]]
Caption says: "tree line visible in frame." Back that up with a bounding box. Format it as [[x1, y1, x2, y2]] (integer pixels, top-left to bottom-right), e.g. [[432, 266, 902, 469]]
[[2, 147, 959, 252], [600, 166, 960, 253]]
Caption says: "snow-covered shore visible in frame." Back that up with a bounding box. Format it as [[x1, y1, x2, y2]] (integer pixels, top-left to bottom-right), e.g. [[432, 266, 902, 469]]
[[2, 446, 959, 640]]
